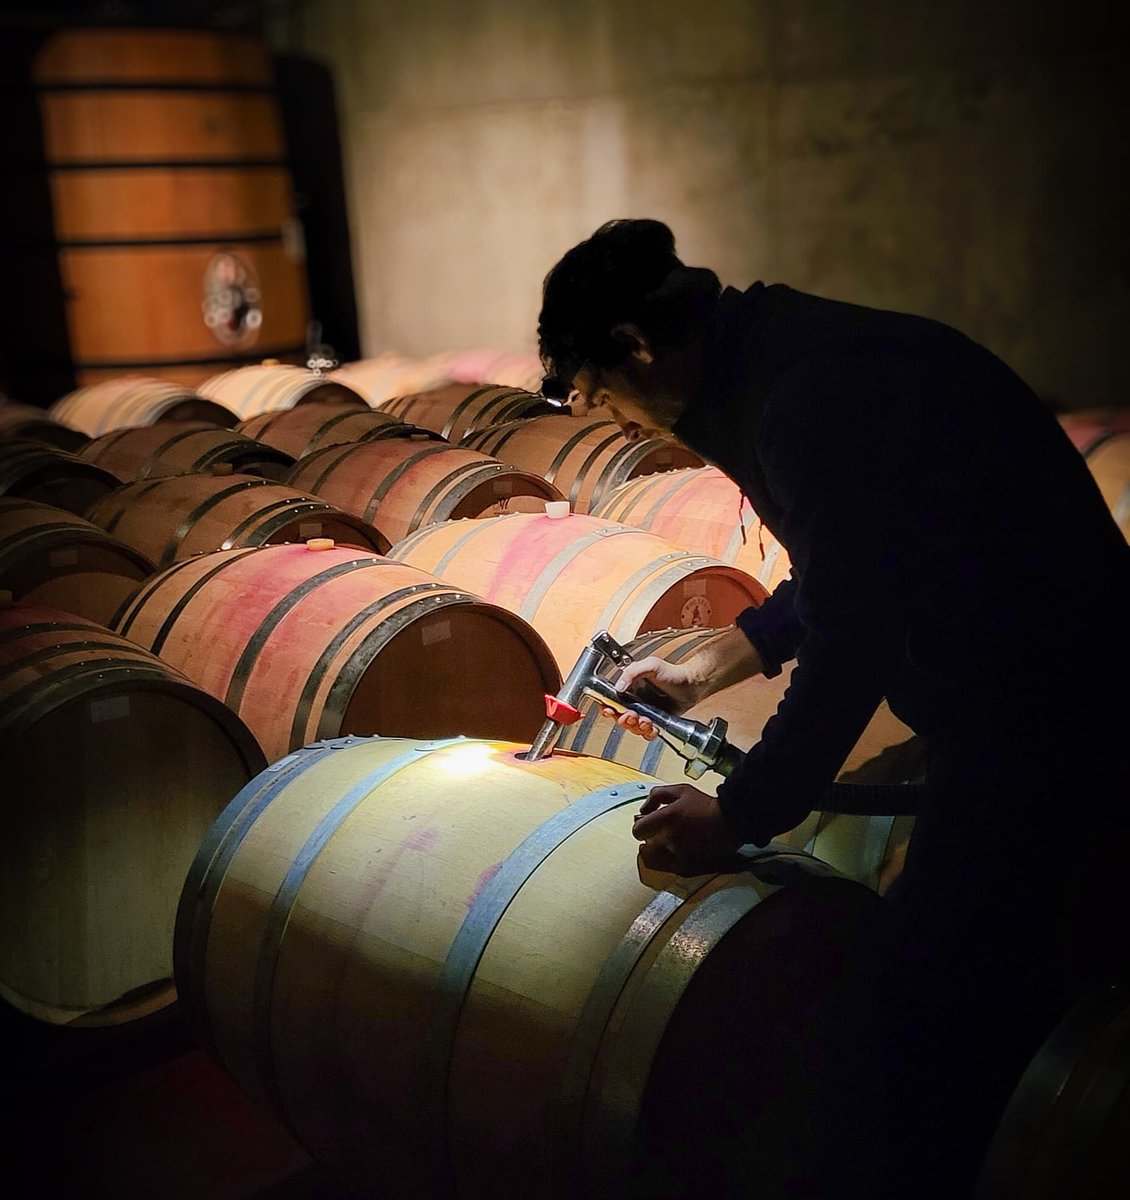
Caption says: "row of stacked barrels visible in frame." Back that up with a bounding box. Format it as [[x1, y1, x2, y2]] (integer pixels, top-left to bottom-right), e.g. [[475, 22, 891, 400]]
[[3, 365, 1125, 1198]]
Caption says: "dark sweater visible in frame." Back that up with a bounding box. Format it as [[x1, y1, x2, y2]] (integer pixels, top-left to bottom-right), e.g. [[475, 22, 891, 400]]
[[672, 283, 1130, 846]]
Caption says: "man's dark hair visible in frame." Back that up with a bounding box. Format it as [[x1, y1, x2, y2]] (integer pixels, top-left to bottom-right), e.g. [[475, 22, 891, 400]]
[[537, 219, 720, 398]]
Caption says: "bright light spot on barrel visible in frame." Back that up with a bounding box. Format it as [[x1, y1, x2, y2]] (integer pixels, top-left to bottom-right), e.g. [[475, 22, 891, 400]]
[[434, 741, 497, 775]]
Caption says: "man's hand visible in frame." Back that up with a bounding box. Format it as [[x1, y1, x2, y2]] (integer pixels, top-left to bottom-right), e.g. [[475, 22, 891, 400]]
[[597, 627, 766, 740], [599, 655, 703, 739], [631, 783, 744, 875]]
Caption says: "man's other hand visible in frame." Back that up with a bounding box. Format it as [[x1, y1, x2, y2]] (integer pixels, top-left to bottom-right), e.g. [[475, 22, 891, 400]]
[[631, 783, 743, 875]]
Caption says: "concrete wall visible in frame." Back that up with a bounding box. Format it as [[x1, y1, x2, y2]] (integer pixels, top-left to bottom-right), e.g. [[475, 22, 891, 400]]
[[271, 0, 1127, 408]]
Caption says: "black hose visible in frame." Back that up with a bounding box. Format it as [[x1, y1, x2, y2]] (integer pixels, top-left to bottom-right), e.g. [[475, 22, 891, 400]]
[[818, 779, 925, 816]]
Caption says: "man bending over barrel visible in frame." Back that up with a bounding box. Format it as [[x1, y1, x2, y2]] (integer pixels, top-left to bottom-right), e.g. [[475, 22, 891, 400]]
[[536, 218, 1130, 1200]]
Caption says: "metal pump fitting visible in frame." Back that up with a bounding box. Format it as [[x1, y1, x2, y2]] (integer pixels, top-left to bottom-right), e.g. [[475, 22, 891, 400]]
[[525, 630, 745, 780]]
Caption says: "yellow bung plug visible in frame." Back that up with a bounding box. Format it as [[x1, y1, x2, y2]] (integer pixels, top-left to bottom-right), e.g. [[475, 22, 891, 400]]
[[306, 537, 335, 551], [545, 500, 570, 519]]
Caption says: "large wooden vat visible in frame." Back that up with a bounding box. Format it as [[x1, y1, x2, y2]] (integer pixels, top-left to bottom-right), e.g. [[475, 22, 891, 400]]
[[50, 376, 239, 435], [80, 421, 295, 482], [112, 543, 561, 761], [0, 496, 155, 625], [388, 511, 769, 673], [556, 627, 920, 893], [0, 438, 122, 514], [86, 475, 390, 567], [235, 402, 442, 459], [462, 414, 702, 514], [31, 29, 310, 386], [591, 465, 794, 594], [377, 383, 557, 443], [198, 364, 367, 419], [0, 602, 265, 1025], [285, 439, 565, 545], [174, 734, 886, 1198], [0, 400, 90, 452]]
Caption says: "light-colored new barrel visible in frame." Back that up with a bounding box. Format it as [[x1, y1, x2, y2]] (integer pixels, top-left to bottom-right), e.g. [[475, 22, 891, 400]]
[[462, 414, 702, 515], [0, 602, 265, 1025], [0, 496, 155, 625], [85, 474, 390, 568], [591, 465, 794, 594], [198, 364, 367, 419], [80, 421, 295, 482], [174, 734, 885, 1198], [50, 377, 238, 435], [285, 439, 565, 545], [112, 543, 561, 761], [389, 511, 768, 673], [435, 347, 543, 389], [329, 353, 456, 408]]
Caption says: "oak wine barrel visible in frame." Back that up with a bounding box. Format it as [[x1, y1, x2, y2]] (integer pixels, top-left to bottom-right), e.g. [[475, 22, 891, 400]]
[[388, 511, 768, 673], [377, 383, 558, 444], [174, 734, 886, 1198], [198, 364, 368, 419], [482, 351, 544, 390], [0, 401, 90, 452], [0, 496, 155, 625], [86, 474, 390, 568], [557, 626, 920, 893], [462, 414, 702, 514], [0, 438, 122, 514], [31, 28, 310, 386], [0, 601, 265, 1025], [1083, 432, 1130, 540], [330, 353, 456, 407], [112, 542, 561, 761], [80, 421, 295, 482], [235, 402, 442, 459], [975, 976, 1130, 1200], [285, 439, 565, 545], [1057, 407, 1130, 456], [433, 347, 543, 390], [591, 465, 794, 594], [50, 376, 239, 435]]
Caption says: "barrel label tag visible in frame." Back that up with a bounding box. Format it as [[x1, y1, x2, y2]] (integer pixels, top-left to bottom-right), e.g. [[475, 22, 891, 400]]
[[266, 752, 303, 772], [90, 695, 129, 723], [50, 548, 79, 567], [421, 619, 451, 646], [298, 522, 323, 538]]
